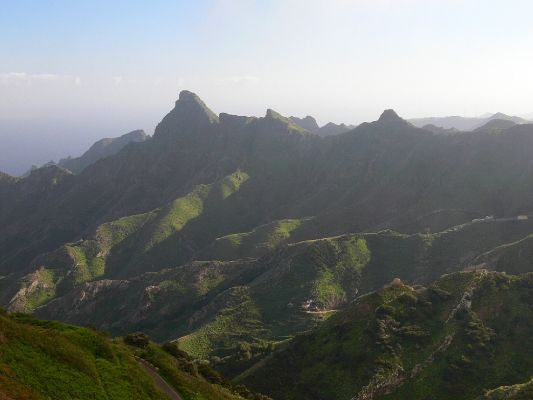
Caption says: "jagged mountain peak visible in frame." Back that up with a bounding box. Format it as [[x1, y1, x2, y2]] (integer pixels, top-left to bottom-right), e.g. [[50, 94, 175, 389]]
[[174, 90, 219, 123], [153, 90, 219, 140], [265, 108, 284, 119], [378, 109, 402, 122], [290, 115, 320, 133], [264, 109, 311, 134], [175, 89, 213, 106], [491, 112, 512, 119]]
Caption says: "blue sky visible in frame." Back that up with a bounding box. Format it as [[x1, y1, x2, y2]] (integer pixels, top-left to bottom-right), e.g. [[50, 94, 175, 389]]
[[2, 0, 533, 173]]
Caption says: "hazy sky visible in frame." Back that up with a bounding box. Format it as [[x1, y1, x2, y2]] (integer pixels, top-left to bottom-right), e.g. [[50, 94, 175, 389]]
[[2, 0, 533, 174]]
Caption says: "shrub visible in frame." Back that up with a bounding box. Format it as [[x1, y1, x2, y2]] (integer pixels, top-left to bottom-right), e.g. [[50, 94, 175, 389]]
[[162, 342, 191, 360], [375, 304, 395, 318], [428, 287, 452, 301], [123, 332, 150, 348], [398, 292, 418, 306], [197, 363, 225, 385]]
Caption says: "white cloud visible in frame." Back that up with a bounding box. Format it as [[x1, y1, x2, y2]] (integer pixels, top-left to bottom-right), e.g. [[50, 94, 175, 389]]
[[0, 72, 81, 86]]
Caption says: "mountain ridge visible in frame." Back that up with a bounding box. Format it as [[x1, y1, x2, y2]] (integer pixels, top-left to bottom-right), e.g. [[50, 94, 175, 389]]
[[58, 129, 149, 174]]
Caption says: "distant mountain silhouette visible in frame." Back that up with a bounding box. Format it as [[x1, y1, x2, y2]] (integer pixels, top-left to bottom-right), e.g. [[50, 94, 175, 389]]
[[58, 129, 149, 173], [290, 115, 356, 136], [422, 124, 460, 135], [474, 118, 517, 132], [409, 112, 529, 131]]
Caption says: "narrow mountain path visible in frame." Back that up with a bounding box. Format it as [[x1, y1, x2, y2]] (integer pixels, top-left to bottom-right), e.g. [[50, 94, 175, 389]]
[[136, 357, 182, 400]]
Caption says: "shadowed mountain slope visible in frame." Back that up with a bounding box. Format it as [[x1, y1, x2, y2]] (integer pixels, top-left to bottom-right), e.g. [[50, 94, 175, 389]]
[[4, 94, 533, 277], [58, 129, 149, 174]]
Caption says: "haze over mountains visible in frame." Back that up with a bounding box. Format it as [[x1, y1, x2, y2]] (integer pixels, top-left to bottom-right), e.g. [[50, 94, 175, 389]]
[[409, 112, 531, 132], [2, 90, 533, 400], [3, 107, 532, 177]]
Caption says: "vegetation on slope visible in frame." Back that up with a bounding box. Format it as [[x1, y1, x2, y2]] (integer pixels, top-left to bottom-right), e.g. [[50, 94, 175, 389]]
[[8, 170, 250, 312], [204, 218, 311, 260], [470, 233, 533, 275], [478, 377, 533, 400], [32, 219, 533, 378], [0, 308, 264, 400], [241, 271, 533, 400], [0, 309, 167, 400]]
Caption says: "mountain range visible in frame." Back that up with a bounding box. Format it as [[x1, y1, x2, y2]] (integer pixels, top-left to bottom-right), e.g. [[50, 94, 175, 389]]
[[2, 90, 533, 399], [409, 112, 531, 131]]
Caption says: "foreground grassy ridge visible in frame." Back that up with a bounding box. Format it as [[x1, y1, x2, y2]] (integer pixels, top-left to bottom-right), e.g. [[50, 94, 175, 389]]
[[242, 271, 533, 400], [0, 309, 260, 400], [137, 342, 269, 400], [0, 310, 166, 400]]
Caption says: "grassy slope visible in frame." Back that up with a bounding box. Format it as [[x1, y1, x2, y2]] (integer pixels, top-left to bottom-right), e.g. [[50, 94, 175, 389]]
[[8, 171, 250, 313], [0, 310, 166, 400], [33, 220, 533, 378], [7, 212, 152, 312], [174, 235, 371, 372], [0, 309, 257, 400], [203, 218, 310, 261], [241, 271, 533, 400]]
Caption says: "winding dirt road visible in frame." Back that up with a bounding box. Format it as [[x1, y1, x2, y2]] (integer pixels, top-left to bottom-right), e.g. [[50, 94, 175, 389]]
[[137, 357, 182, 400]]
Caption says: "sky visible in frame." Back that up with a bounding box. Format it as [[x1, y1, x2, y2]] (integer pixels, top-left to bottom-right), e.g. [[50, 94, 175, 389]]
[[2, 0, 533, 174]]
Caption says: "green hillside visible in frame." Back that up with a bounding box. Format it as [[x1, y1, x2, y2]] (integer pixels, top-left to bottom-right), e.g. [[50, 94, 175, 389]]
[[3, 92, 533, 399], [27, 219, 533, 378], [7, 170, 250, 313], [241, 271, 533, 400], [0, 308, 265, 400]]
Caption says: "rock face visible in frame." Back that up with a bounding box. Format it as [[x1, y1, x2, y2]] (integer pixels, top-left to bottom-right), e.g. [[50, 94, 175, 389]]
[[153, 90, 219, 141], [59, 129, 149, 174]]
